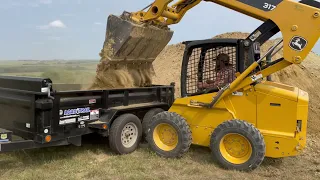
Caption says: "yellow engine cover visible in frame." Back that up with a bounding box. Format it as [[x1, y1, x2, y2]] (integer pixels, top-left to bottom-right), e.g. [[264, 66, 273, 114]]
[[169, 81, 308, 158]]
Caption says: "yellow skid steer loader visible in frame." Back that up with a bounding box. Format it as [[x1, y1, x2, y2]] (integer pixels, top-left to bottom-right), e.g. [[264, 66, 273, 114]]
[[103, 0, 320, 171]]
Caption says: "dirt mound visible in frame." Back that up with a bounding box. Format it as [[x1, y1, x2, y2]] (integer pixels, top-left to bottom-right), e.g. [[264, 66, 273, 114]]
[[153, 43, 186, 93]]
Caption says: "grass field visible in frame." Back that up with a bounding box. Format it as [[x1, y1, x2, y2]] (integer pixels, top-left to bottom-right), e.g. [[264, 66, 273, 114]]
[[0, 60, 98, 85], [0, 60, 319, 180], [0, 133, 319, 180]]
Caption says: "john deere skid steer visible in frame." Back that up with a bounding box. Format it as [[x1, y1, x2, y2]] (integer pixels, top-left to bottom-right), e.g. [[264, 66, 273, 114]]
[[104, 0, 320, 171]]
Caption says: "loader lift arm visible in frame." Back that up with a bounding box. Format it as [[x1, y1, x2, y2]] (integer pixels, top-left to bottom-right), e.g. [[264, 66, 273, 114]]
[[131, 0, 320, 64]]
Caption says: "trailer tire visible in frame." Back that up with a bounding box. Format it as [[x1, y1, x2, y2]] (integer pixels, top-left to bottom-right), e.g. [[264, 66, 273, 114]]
[[147, 111, 192, 158], [210, 120, 265, 171], [109, 114, 142, 155], [142, 108, 164, 140]]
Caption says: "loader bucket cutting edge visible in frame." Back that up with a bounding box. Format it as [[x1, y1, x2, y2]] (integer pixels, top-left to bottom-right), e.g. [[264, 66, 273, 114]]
[[101, 14, 174, 64]]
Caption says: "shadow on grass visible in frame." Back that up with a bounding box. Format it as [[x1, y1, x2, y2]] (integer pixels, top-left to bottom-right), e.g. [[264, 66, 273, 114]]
[[187, 145, 213, 164], [187, 145, 285, 168], [0, 133, 114, 169], [261, 157, 284, 167]]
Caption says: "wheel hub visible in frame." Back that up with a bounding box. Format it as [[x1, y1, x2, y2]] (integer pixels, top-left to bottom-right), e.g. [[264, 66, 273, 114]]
[[121, 122, 138, 148], [219, 133, 252, 164], [153, 123, 178, 151]]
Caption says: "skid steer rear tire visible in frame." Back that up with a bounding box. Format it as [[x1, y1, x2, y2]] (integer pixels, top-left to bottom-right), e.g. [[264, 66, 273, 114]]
[[210, 120, 265, 171], [142, 108, 164, 140], [109, 114, 142, 155], [147, 112, 192, 158]]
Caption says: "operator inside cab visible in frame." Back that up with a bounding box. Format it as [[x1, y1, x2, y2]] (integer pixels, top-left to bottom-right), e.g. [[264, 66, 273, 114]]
[[197, 53, 235, 90]]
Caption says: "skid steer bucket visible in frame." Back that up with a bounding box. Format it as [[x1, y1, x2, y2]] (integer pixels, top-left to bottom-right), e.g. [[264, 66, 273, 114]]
[[100, 13, 174, 64], [91, 13, 173, 90]]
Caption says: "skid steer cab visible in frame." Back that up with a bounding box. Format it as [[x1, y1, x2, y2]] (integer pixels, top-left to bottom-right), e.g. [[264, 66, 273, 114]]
[[146, 38, 308, 171]]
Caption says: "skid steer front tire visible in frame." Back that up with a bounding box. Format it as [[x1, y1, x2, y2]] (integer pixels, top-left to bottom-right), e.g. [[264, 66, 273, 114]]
[[147, 112, 192, 158], [210, 120, 265, 171], [142, 108, 164, 140]]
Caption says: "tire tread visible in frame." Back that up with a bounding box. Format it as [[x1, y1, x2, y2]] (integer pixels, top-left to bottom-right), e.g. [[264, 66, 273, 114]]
[[210, 119, 265, 171], [147, 111, 192, 158]]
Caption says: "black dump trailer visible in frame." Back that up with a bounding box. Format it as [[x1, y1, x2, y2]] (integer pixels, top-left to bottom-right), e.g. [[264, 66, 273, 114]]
[[0, 76, 174, 154]]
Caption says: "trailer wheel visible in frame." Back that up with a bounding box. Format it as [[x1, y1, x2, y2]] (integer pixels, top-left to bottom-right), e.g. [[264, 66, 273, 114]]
[[142, 108, 164, 140], [109, 114, 142, 154], [210, 120, 265, 171], [147, 111, 192, 158]]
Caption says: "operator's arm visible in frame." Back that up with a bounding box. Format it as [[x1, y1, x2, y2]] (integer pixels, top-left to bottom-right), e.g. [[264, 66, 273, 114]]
[[131, 0, 320, 64]]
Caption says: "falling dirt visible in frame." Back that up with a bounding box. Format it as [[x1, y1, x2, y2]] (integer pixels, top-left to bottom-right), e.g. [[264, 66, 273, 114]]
[[89, 43, 156, 90], [89, 61, 156, 89]]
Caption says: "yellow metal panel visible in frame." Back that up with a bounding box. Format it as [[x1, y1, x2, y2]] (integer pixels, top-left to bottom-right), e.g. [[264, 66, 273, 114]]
[[255, 82, 298, 101], [224, 88, 257, 126], [262, 81, 296, 92], [296, 89, 309, 148], [256, 86, 297, 135], [189, 125, 213, 146], [263, 135, 299, 158]]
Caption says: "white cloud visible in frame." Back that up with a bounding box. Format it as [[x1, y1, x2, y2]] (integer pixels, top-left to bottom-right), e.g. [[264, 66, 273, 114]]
[[37, 20, 67, 29], [49, 20, 66, 28], [94, 22, 103, 25], [39, 0, 52, 4]]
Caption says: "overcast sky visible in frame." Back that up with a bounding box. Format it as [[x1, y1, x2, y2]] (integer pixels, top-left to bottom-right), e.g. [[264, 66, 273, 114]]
[[0, 0, 319, 60]]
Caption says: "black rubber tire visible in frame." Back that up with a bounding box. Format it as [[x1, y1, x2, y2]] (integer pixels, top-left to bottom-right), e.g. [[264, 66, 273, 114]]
[[109, 114, 142, 155], [210, 120, 265, 171], [142, 108, 164, 140], [147, 111, 192, 158]]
